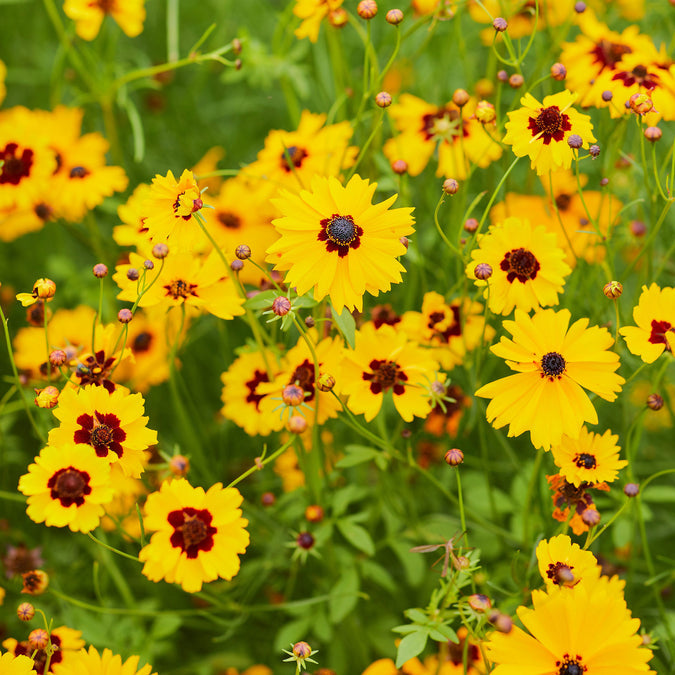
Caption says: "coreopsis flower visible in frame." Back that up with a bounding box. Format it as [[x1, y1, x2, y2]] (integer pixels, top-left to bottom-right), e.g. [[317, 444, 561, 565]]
[[476, 308, 624, 450], [383, 94, 502, 179], [113, 183, 152, 248], [267, 175, 414, 312], [114, 250, 245, 321], [20, 569, 49, 595], [0, 653, 34, 675], [552, 426, 627, 487], [220, 348, 285, 436], [52, 646, 156, 675], [619, 283, 675, 363], [341, 323, 441, 422], [49, 384, 157, 478], [467, 217, 571, 315], [18, 444, 114, 532], [400, 293, 493, 369], [536, 534, 601, 590], [245, 111, 357, 194], [138, 478, 250, 593], [293, 0, 344, 42], [63, 0, 146, 40], [3, 626, 84, 675], [547, 473, 608, 535], [503, 90, 595, 175], [486, 583, 655, 674]]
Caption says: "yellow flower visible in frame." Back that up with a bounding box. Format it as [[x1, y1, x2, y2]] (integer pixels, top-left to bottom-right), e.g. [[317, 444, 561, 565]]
[[52, 646, 155, 675], [536, 534, 601, 590], [139, 478, 250, 593], [18, 445, 114, 533], [267, 174, 414, 312], [467, 217, 571, 315], [4, 626, 84, 674], [63, 0, 146, 40], [619, 283, 675, 363], [476, 308, 624, 450], [293, 0, 343, 42], [503, 90, 595, 175], [113, 183, 152, 249], [0, 653, 34, 675]]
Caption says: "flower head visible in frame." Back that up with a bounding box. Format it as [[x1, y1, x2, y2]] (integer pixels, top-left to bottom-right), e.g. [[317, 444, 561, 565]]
[[63, 0, 146, 41], [3, 626, 84, 675], [51, 646, 156, 675], [536, 534, 601, 590], [293, 0, 343, 42]]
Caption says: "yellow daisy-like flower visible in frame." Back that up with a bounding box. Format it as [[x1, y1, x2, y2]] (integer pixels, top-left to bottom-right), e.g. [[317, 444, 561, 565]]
[[52, 646, 155, 675], [0, 653, 34, 675], [486, 583, 655, 675], [293, 0, 343, 42], [267, 174, 414, 312], [63, 0, 146, 40], [139, 478, 250, 593], [619, 283, 675, 363], [536, 534, 601, 590], [552, 426, 627, 487], [4, 626, 84, 675], [383, 94, 502, 179], [467, 216, 571, 315], [18, 445, 114, 533], [341, 323, 441, 422], [503, 90, 595, 175], [476, 308, 624, 450], [49, 384, 157, 478], [220, 348, 284, 437]]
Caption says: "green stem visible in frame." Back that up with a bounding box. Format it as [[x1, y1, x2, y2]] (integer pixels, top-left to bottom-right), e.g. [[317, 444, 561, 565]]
[[476, 157, 520, 235], [226, 437, 295, 489]]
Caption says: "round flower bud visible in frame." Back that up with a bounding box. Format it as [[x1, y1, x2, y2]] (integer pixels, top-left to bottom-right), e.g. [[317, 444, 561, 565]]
[[93, 263, 108, 278], [400, 236, 410, 249], [304, 316, 315, 328], [126, 268, 140, 281], [375, 91, 392, 108], [492, 17, 507, 31], [508, 74, 524, 89], [646, 393, 664, 411], [474, 262, 493, 280], [329, 7, 348, 27], [288, 414, 308, 434], [468, 594, 492, 612], [391, 159, 408, 174], [152, 243, 169, 259], [231, 259, 244, 272], [443, 178, 459, 195], [305, 505, 325, 523], [567, 134, 583, 149], [644, 126, 662, 142], [600, 177, 609, 186], [454, 555, 470, 570], [143, 259, 154, 270], [603, 281, 623, 299], [475, 100, 496, 124], [452, 88, 470, 107], [488, 611, 513, 633], [630, 220, 646, 237], [464, 218, 479, 233], [28, 628, 49, 651], [21, 570, 49, 595], [629, 93, 653, 115], [33, 279, 56, 300], [17, 602, 35, 621], [169, 454, 190, 476], [444, 448, 464, 466], [624, 483, 640, 497], [357, 0, 378, 19], [117, 308, 133, 324], [497, 70, 509, 83], [385, 8, 404, 24], [261, 491, 276, 507], [550, 63, 566, 81], [601, 90, 613, 102], [574, 0, 586, 11], [34, 386, 59, 409], [296, 532, 315, 550], [400, 428, 412, 439], [589, 144, 600, 158], [431, 380, 446, 396], [236, 244, 251, 260], [581, 508, 600, 527], [272, 296, 292, 316], [49, 349, 68, 367], [317, 373, 335, 392], [282, 384, 305, 407]]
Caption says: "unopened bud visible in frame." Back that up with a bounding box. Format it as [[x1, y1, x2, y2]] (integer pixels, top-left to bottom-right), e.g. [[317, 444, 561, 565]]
[[647, 393, 664, 410], [581, 508, 600, 527], [474, 263, 492, 280], [603, 281, 623, 299], [488, 611, 513, 633], [34, 386, 59, 409], [152, 242, 169, 259], [272, 296, 292, 316], [567, 134, 583, 149], [630, 220, 646, 237], [169, 455, 190, 476], [475, 100, 496, 124], [288, 414, 308, 434], [328, 7, 348, 27], [444, 448, 464, 466], [629, 92, 653, 115], [392, 159, 408, 174], [317, 373, 335, 392], [601, 90, 613, 102], [624, 483, 640, 497], [49, 349, 67, 367], [443, 178, 459, 194], [644, 126, 662, 142], [231, 259, 244, 272], [492, 17, 507, 31], [126, 268, 140, 281], [468, 593, 492, 612], [509, 74, 524, 89], [261, 491, 276, 506], [93, 263, 108, 278], [452, 88, 470, 107], [117, 308, 133, 323], [464, 218, 479, 233], [386, 8, 404, 24], [589, 144, 600, 158], [305, 505, 324, 522], [375, 91, 392, 108], [296, 533, 315, 550], [550, 63, 566, 81], [28, 629, 49, 651], [357, 0, 378, 18], [236, 244, 251, 260], [282, 384, 305, 407], [17, 602, 35, 621]]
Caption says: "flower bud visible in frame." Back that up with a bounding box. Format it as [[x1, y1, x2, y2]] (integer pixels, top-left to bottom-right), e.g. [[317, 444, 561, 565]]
[[28, 629, 49, 651], [508, 74, 524, 89], [603, 281, 623, 299], [492, 17, 507, 31], [475, 100, 496, 124], [567, 134, 583, 149], [452, 88, 470, 107], [464, 218, 479, 233], [444, 448, 464, 466], [34, 386, 59, 409], [630, 220, 646, 237], [581, 507, 600, 527], [392, 159, 408, 174], [386, 8, 404, 24], [144, 259, 154, 270], [488, 611, 513, 633], [117, 308, 133, 323], [304, 316, 315, 328], [296, 532, 315, 550], [474, 263, 492, 280], [272, 296, 292, 316], [169, 455, 190, 476], [317, 373, 335, 392], [305, 505, 325, 523], [574, 1, 586, 11], [624, 483, 640, 497], [34, 278, 56, 300], [93, 263, 108, 278], [231, 259, 244, 272], [644, 126, 662, 142], [126, 268, 140, 281], [468, 593, 492, 612], [443, 178, 459, 195], [49, 349, 67, 367], [282, 384, 305, 407], [261, 491, 276, 506], [357, 0, 378, 18], [629, 93, 653, 115], [17, 602, 35, 621], [375, 91, 392, 108], [329, 7, 348, 27], [589, 144, 600, 158], [647, 393, 664, 411], [601, 90, 613, 102], [236, 244, 251, 260], [288, 414, 308, 434], [497, 70, 509, 82], [152, 243, 169, 259], [550, 63, 566, 81]]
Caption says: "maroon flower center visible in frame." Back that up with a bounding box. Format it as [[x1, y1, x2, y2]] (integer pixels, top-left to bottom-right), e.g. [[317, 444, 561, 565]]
[[97, 0, 115, 11], [75, 349, 117, 392], [165, 278, 198, 300], [168, 507, 217, 558], [132, 331, 153, 353], [592, 39, 631, 70], [362, 359, 408, 395], [612, 64, 658, 91], [288, 359, 316, 403], [556, 655, 586, 675], [428, 305, 462, 341], [318, 213, 363, 258], [245, 369, 270, 410], [528, 106, 571, 145], [48, 467, 92, 507], [14, 635, 63, 674], [371, 304, 401, 329], [541, 352, 566, 380], [421, 108, 467, 142], [555, 193, 571, 211], [546, 561, 575, 586], [500, 247, 541, 283], [648, 319, 674, 349], [217, 211, 242, 229], [74, 411, 127, 458], [574, 453, 597, 469], [280, 145, 308, 172], [34, 203, 54, 221], [0, 143, 34, 185], [69, 166, 90, 179]]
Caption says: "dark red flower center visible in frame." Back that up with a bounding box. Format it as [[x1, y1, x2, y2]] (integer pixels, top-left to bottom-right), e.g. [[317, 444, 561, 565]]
[[288, 359, 316, 403], [557, 655, 586, 675], [371, 304, 401, 329], [555, 193, 572, 211], [0, 143, 34, 185], [648, 319, 674, 349], [14, 635, 63, 674], [168, 507, 217, 558], [318, 213, 363, 257], [612, 64, 659, 91], [245, 369, 270, 410], [132, 331, 153, 353], [165, 278, 198, 300], [172, 191, 193, 221], [546, 561, 575, 586], [592, 39, 631, 70], [541, 351, 566, 379], [500, 247, 541, 283], [574, 453, 597, 469], [428, 305, 461, 341], [217, 211, 242, 229], [74, 411, 127, 458], [280, 145, 308, 172], [362, 359, 408, 395], [69, 166, 90, 179], [48, 467, 92, 507], [74, 349, 117, 392], [528, 106, 571, 145]]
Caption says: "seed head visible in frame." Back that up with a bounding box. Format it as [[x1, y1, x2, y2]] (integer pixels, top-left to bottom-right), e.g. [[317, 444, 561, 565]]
[[152, 243, 169, 259], [443, 178, 459, 195], [550, 63, 566, 81], [624, 483, 640, 497], [386, 8, 404, 24], [117, 308, 133, 324], [296, 532, 315, 550], [272, 296, 292, 316], [492, 16, 507, 31], [357, 0, 378, 19], [646, 393, 664, 411], [375, 91, 392, 108], [126, 268, 140, 281], [452, 88, 470, 107], [28, 629, 49, 651], [93, 263, 108, 278], [34, 386, 59, 409], [17, 602, 35, 621], [317, 373, 335, 392], [474, 262, 493, 280], [644, 126, 662, 142], [508, 73, 524, 89], [475, 100, 496, 124], [282, 384, 305, 407], [236, 244, 251, 260], [305, 505, 325, 522], [444, 448, 464, 466], [169, 454, 190, 476], [464, 218, 479, 233], [603, 281, 623, 299], [288, 414, 308, 434]]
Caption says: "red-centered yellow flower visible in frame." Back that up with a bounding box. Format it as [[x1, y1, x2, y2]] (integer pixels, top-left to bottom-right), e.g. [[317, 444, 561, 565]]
[[220, 348, 284, 436], [619, 283, 675, 363], [49, 384, 157, 478], [293, 0, 343, 42], [476, 309, 624, 450], [536, 534, 601, 590], [267, 174, 414, 312], [503, 90, 595, 175], [383, 94, 502, 179], [18, 444, 114, 533], [552, 426, 627, 487], [341, 323, 441, 422], [486, 584, 655, 675], [63, 0, 146, 40], [139, 478, 250, 593], [467, 217, 571, 315], [52, 646, 156, 675], [4, 626, 84, 674], [0, 653, 34, 675]]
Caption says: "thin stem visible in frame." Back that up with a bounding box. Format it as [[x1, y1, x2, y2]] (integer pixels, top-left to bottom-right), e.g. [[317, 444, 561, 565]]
[[226, 437, 295, 489]]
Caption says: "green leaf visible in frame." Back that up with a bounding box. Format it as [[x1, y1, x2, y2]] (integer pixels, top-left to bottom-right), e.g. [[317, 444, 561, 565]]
[[395, 630, 429, 668], [331, 306, 356, 349], [642, 485, 675, 503], [429, 625, 458, 642], [335, 445, 380, 468], [360, 559, 396, 593], [332, 483, 370, 517], [404, 608, 428, 624], [244, 290, 276, 310], [336, 519, 375, 556], [330, 567, 360, 623]]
